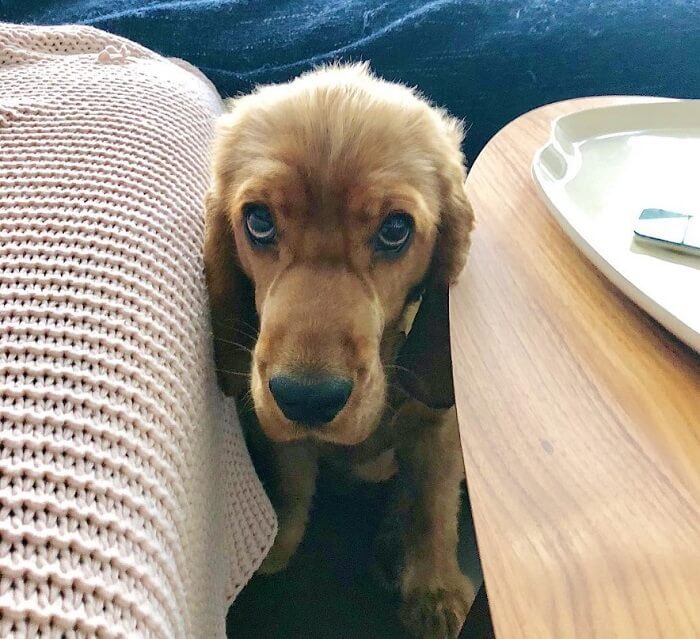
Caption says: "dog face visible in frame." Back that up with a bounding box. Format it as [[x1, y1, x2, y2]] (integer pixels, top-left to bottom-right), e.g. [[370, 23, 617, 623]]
[[205, 64, 473, 445]]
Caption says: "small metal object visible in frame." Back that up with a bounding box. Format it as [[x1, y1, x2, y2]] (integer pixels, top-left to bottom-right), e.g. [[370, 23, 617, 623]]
[[633, 208, 700, 257]]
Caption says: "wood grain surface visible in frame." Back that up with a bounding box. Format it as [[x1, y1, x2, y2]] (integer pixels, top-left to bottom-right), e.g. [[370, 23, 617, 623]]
[[451, 97, 700, 639]]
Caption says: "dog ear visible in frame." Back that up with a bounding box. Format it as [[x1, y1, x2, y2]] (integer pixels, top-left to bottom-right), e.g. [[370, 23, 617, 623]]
[[396, 282, 455, 409], [396, 115, 475, 409], [204, 188, 257, 397]]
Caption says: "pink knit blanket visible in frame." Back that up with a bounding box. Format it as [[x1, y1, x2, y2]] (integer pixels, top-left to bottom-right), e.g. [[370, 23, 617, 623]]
[[0, 23, 275, 638]]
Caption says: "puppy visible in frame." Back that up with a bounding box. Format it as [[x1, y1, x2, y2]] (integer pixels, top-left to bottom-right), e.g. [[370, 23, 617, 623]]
[[204, 63, 475, 639]]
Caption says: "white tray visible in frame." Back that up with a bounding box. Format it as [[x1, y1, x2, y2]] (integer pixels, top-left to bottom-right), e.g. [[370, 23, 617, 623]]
[[532, 100, 700, 353]]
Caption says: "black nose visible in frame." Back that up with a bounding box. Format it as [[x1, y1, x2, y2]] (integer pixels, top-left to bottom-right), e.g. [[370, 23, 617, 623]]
[[268, 374, 353, 426]]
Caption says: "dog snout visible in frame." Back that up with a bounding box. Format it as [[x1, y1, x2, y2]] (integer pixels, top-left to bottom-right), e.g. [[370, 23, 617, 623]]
[[268, 373, 353, 426]]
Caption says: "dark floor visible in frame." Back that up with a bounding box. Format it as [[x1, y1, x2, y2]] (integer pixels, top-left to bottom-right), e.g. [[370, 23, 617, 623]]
[[227, 481, 483, 639]]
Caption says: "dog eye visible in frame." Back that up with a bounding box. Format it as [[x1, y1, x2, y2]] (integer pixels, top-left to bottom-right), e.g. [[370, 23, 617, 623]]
[[244, 204, 276, 246], [374, 212, 413, 256]]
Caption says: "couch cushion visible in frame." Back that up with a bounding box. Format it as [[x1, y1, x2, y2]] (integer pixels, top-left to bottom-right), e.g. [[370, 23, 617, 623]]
[[6, 1, 700, 159]]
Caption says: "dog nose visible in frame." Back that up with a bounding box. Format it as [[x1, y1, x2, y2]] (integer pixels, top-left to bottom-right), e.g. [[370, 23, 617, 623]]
[[268, 374, 353, 426]]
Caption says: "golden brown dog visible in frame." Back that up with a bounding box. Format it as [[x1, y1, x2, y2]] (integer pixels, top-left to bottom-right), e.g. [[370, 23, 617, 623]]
[[204, 63, 475, 639]]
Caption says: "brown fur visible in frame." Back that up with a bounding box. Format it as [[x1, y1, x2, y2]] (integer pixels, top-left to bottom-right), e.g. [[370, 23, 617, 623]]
[[204, 63, 475, 639]]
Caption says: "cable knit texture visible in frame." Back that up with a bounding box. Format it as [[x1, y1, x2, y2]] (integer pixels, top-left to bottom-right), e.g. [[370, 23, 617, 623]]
[[0, 23, 276, 638]]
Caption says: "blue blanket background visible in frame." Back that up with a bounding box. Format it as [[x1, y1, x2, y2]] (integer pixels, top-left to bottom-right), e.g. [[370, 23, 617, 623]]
[[3, 1, 699, 158]]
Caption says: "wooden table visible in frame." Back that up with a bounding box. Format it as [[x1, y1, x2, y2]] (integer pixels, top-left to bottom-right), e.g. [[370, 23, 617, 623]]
[[451, 97, 700, 639]]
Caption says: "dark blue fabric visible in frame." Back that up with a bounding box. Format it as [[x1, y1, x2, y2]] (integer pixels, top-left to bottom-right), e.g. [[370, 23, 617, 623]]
[[3, 1, 699, 158]]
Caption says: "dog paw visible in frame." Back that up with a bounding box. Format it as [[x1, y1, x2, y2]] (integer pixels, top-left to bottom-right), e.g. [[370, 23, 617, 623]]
[[257, 537, 296, 575], [400, 575, 475, 639], [257, 512, 308, 576]]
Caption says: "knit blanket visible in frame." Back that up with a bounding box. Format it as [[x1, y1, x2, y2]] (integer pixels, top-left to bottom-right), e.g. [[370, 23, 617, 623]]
[[0, 23, 276, 638]]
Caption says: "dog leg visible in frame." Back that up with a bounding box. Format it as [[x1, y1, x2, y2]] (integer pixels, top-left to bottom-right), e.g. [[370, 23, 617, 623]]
[[258, 441, 318, 574], [394, 403, 476, 639]]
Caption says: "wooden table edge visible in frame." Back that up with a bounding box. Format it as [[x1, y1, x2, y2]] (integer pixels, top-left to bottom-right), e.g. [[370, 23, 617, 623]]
[[452, 96, 700, 639]]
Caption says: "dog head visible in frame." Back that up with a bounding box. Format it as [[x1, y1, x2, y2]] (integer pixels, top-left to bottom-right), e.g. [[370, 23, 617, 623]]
[[205, 64, 473, 445]]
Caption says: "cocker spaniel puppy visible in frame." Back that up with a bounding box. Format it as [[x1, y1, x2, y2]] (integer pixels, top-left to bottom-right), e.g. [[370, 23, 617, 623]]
[[205, 63, 475, 639]]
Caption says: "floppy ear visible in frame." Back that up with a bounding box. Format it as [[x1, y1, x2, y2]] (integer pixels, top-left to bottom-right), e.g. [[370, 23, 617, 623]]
[[204, 187, 257, 397], [396, 116, 475, 409], [396, 283, 454, 409]]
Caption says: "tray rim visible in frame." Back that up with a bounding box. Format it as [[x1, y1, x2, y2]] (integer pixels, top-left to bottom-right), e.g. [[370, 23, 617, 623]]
[[532, 98, 700, 353]]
